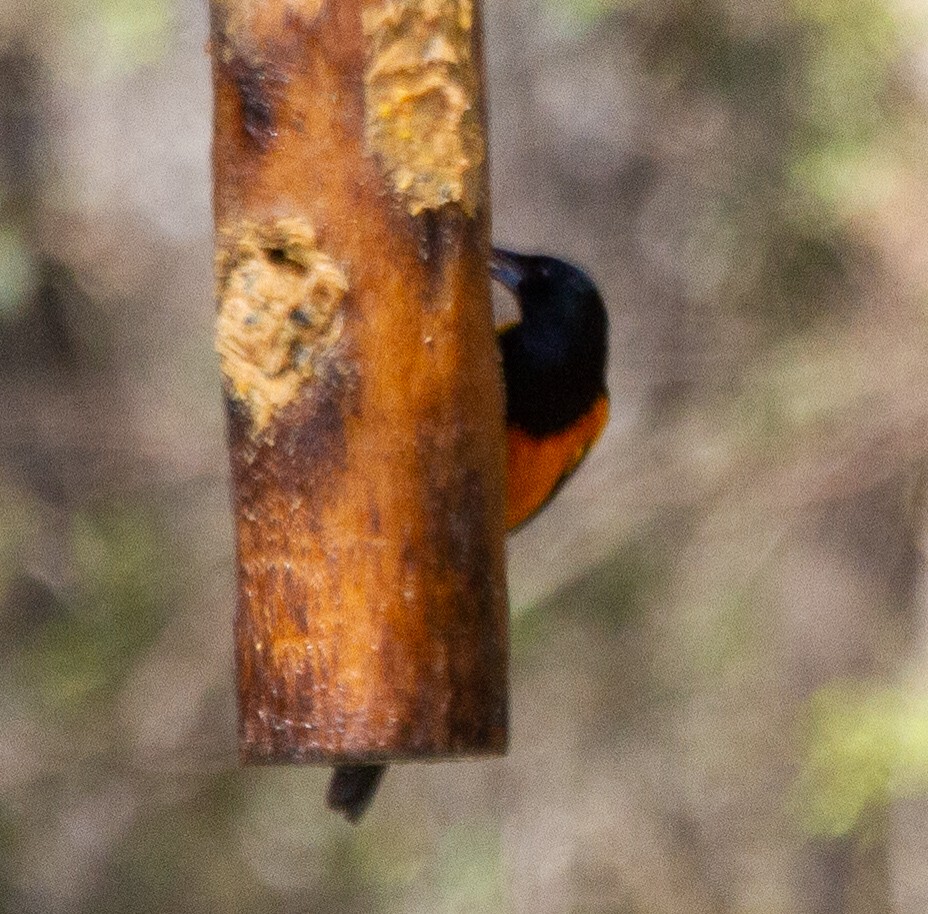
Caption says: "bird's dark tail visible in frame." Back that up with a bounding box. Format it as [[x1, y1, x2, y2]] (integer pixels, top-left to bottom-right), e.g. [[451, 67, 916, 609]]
[[326, 764, 387, 823]]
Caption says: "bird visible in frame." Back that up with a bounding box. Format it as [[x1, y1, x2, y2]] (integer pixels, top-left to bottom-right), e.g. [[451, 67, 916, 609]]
[[327, 247, 610, 823]]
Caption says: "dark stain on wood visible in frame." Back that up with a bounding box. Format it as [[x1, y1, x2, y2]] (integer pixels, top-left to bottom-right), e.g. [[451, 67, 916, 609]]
[[230, 57, 283, 151], [226, 358, 358, 505], [417, 208, 444, 265], [413, 422, 508, 751], [415, 207, 467, 309], [209, 4, 307, 154]]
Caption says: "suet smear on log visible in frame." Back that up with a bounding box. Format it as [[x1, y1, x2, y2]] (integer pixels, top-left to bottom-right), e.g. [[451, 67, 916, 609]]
[[215, 218, 348, 437], [364, 0, 483, 216]]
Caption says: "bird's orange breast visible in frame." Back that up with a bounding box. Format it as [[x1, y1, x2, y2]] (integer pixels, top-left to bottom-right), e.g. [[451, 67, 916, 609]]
[[505, 394, 609, 531]]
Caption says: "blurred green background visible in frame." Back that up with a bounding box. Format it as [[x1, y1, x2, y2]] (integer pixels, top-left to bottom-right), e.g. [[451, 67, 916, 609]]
[[4, 0, 928, 911]]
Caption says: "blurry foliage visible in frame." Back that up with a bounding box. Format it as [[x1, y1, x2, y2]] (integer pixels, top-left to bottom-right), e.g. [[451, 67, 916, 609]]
[[688, 587, 759, 678], [56, 0, 176, 80], [795, 682, 928, 838], [512, 542, 657, 660], [100, 773, 263, 914], [14, 503, 171, 721], [787, 0, 921, 215], [542, 0, 624, 34], [546, 0, 924, 333], [536, 0, 928, 880], [93, 771, 505, 914], [427, 825, 506, 913], [0, 476, 40, 601], [0, 222, 36, 319]]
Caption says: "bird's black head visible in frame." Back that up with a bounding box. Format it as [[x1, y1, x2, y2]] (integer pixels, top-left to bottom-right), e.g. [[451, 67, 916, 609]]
[[491, 248, 609, 437], [492, 250, 599, 308]]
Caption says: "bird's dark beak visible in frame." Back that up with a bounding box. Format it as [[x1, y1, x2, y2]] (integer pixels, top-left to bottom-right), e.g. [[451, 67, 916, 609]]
[[490, 248, 526, 291]]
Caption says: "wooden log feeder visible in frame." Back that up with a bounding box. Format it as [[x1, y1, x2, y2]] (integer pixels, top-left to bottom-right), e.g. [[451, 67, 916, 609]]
[[209, 0, 508, 770]]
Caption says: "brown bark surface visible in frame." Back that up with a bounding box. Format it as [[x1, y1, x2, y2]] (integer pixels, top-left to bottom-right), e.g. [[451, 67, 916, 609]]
[[209, 0, 507, 763]]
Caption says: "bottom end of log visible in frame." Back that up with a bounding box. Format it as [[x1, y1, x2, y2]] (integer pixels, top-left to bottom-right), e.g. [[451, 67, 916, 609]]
[[238, 723, 509, 766]]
